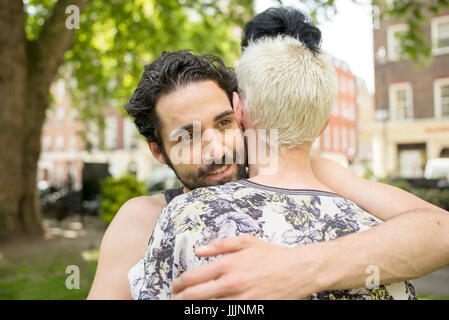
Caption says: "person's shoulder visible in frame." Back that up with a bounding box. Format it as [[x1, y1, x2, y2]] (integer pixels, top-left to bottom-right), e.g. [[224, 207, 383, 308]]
[[118, 194, 166, 215], [163, 182, 242, 213], [88, 194, 167, 299], [106, 194, 166, 235]]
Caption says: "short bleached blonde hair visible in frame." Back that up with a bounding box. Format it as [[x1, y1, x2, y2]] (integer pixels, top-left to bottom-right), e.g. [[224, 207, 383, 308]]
[[236, 35, 338, 150]]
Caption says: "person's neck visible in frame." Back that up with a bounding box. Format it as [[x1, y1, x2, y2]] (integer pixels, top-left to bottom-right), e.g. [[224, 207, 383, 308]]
[[247, 143, 332, 192]]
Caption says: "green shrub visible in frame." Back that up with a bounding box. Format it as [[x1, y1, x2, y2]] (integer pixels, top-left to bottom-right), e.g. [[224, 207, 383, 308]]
[[411, 188, 449, 211], [380, 178, 449, 211], [100, 174, 147, 225]]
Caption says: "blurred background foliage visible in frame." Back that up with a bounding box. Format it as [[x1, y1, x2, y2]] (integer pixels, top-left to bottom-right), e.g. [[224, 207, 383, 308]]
[[99, 174, 147, 225], [379, 178, 449, 211]]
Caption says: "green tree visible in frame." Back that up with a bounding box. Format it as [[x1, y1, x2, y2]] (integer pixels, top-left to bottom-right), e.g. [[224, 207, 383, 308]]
[[0, 0, 253, 240]]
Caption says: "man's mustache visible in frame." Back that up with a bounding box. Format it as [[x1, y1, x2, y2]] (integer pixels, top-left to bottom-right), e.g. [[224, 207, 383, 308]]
[[198, 152, 244, 177]]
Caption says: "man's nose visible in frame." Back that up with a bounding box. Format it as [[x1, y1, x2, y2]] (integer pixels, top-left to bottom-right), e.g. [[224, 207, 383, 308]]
[[202, 130, 226, 164]]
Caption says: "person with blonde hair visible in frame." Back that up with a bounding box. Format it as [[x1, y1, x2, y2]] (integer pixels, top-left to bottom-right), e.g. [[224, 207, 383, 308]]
[[128, 7, 422, 300]]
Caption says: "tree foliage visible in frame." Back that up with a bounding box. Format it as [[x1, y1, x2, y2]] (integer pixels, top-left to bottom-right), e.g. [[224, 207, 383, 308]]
[[24, 0, 254, 144]]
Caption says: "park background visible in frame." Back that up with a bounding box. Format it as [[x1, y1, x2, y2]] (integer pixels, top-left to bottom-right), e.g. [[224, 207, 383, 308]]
[[0, 0, 449, 299]]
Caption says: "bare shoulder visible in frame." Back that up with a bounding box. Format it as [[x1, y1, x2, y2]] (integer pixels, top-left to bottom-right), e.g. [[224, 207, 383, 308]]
[[87, 194, 167, 299], [112, 194, 166, 226], [104, 194, 166, 247]]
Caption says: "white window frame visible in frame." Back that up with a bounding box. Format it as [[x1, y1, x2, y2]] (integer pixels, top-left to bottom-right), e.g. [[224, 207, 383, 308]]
[[434, 77, 449, 119], [431, 15, 449, 56], [104, 116, 118, 150], [387, 23, 408, 61], [55, 135, 65, 151], [389, 83, 414, 121], [341, 127, 348, 151], [333, 125, 340, 151], [323, 126, 331, 150]]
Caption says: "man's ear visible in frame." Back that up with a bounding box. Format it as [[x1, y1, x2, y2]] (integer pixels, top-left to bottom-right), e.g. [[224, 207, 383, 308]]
[[232, 92, 244, 130], [147, 141, 167, 165], [319, 119, 330, 136]]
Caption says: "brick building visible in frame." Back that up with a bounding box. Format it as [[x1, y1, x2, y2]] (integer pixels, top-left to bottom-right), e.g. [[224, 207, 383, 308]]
[[314, 57, 359, 167], [372, 7, 449, 178], [38, 78, 159, 191]]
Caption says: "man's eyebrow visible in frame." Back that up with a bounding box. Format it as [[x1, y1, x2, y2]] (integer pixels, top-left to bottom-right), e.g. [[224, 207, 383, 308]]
[[170, 124, 193, 140], [214, 110, 234, 122]]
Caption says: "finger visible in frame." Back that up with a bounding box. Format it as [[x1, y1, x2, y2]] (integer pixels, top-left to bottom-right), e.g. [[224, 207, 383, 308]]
[[171, 276, 237, 300], [195, 234, 255, 257], [170, 258, 225, 294]]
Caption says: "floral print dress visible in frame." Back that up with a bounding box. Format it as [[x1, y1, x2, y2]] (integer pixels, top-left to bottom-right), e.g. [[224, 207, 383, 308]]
[[128, 179, 417, 300]]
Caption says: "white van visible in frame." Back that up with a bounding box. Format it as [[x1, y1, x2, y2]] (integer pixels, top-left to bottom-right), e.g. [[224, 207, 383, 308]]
[[424, 158, 449, 181]]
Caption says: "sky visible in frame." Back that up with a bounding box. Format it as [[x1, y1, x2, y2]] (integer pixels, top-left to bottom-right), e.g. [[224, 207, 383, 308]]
[[255, 0, 375, 93]]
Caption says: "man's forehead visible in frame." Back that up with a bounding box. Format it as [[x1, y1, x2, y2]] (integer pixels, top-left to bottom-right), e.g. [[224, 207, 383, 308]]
[[156, 80, 233, 129]]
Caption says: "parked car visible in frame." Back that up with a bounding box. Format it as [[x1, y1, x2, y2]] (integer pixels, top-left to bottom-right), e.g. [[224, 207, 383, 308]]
[[425, 158, 449, 188]]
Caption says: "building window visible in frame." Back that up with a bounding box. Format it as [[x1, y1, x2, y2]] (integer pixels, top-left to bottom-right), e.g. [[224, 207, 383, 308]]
[[69, 136, 78, 151], [105, 116, 118, 150], [55, 135, 65, 151], [348, 79, 355, 96], [123, 118, 137, 150], [341, 127, 348, 151], [389, 83, 413, 121], [350, 129, 357, 153], [387, 24, 408, 61], [42, 136, 52, 152], [333, 125, 340, 151], [331, 100, 339, 116], [434, 78, 449, 119], [432, 15, 449, 55], [323, 126, 331, 150], [56, 107, 65, 125], [339, 76, 347, 94]]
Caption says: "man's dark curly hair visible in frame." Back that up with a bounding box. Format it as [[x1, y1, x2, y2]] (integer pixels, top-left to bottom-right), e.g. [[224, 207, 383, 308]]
[[241, 6, 322, 55], [124, 50, 237, 146]]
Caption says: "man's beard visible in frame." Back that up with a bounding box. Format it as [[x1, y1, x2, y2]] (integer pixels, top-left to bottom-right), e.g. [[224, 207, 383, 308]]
[[159, 144, 247, 191]]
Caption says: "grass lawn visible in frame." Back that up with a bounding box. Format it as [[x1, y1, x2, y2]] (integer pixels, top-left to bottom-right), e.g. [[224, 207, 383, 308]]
[[0, 216, 103, 300], [0, 249, 98, 300]]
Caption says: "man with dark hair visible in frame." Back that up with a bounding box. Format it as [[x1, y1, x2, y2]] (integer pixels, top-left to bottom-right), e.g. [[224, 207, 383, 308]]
[[124, 50, 247, 191]]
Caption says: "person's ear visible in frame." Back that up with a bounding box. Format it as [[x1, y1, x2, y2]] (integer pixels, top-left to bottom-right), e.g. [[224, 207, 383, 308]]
[[147, 141, 167, 165], [232, 92, 244, 129], [319, 119, 330, 136]]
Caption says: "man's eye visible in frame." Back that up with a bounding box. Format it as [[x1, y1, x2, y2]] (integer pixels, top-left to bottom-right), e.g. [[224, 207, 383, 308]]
[[179, 133, 192, 142], [219, 119, 232, 127]]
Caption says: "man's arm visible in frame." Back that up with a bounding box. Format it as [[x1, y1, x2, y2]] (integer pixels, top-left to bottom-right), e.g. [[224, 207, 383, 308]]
[[86, 195, 164, 300], [310, 156, 433, 221], [170, 158, 449, 299]]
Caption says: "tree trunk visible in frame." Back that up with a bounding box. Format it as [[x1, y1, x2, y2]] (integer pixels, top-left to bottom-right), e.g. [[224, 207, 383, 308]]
[[0, 0, 29, 241], [0, 0, 88, 242]]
